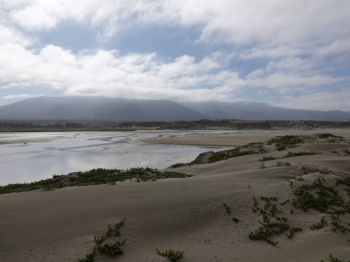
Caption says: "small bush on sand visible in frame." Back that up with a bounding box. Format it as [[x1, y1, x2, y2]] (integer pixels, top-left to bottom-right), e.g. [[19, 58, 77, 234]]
[[156, 249, 184, 262]]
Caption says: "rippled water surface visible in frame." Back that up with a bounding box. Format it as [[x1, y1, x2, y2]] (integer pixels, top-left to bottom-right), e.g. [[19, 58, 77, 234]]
[[0, 130, 237, 185]]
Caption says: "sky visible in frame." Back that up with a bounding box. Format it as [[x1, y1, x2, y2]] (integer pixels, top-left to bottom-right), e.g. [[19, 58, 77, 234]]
[[0, 0, 349, 111]]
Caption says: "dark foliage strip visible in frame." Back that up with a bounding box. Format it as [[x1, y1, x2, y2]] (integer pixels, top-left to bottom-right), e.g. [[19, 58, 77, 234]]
[[0, 167, 191, 195]]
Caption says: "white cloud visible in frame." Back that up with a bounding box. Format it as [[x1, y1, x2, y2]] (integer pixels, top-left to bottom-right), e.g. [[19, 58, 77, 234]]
[[1, 82, 31, 89], [0, 24, 34, 46], [4, 1, 350, 49], [271, 89, 350, 111], [0, 0, 349, 108], [247, 73, 346, 92], [0, 42, 243, 101], [3, 93, 44, 99]]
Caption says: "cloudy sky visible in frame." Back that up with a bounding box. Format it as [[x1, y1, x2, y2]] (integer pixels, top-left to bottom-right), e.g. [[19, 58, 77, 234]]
[[0, 0, 349, 110]]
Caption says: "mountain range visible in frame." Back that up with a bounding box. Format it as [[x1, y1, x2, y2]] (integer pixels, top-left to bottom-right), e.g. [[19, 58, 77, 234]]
[[0, 97, 349, 122]]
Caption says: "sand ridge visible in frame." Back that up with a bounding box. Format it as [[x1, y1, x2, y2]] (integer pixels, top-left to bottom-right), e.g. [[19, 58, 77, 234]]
[[1, 130, 350, 261]]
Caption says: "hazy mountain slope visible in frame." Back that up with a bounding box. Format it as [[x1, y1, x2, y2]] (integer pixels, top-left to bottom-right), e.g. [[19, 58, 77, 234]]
[[180, 101, 350, 121], [0, 97, 207, 121], [1, 97, 349, 122]]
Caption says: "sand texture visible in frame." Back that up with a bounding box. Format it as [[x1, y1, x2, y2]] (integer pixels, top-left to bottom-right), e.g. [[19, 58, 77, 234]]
[[1, 130, 350, 261]]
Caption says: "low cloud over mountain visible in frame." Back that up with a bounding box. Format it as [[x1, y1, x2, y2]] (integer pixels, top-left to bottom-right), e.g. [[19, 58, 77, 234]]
[[0, 97, 349, 122]]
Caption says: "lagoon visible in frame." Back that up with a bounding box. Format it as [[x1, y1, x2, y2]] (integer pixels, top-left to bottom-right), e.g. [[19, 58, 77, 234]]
[[0, 130, 237, 185]]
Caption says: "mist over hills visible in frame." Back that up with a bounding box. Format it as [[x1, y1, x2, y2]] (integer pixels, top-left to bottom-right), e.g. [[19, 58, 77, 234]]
[[0, 97, 206, 122], [0, 97, 349, 122], [180, 101, 350, 121]]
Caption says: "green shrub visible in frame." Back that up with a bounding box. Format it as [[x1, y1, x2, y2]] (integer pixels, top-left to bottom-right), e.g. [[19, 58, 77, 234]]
[[77, 247, 96, 262], [97, 239, 126, 255], [267, 135, 304, 151], [208, 148, 259, 163], [156, 249, 184, 262], [321, 253, 350, 262], [283, 151, 320, 158], [223, 203, 231, 214], [260, 156, 277, 161], [292, 177, 344, 212], [286, 226, 302, 239], [170, 163, 187, 168], [316, 133, 337, 139], [311, 216, 328, 230]]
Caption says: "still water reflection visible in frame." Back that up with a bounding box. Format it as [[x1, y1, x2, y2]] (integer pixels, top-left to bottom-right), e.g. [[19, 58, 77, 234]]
[[0, 130, 237, 185]]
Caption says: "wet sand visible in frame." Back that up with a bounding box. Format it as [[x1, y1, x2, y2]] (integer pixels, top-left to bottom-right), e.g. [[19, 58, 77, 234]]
[[0, 132, 67, 145], [1, 129, 350, 262]]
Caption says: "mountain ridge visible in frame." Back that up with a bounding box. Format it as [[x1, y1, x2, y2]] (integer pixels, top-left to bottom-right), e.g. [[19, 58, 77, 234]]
[[180, 101, 350, 121], [0, 97, 349, 122], [0, 97, 207, 122]]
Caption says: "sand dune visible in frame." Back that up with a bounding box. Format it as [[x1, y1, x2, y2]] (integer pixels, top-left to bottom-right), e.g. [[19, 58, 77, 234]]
[[1, 129, 350, 262]]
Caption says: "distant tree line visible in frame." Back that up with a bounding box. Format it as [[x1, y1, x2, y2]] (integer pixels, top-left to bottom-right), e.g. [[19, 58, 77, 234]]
[[0, 122, 86, 128]]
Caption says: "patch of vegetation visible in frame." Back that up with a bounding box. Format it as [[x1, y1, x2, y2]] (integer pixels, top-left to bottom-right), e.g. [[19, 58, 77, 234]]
[[170, 163, 187, 168], [261, 196, 278, 202], [249, 195, 302, 246], [248, 184, 251, 189], [77, 248, 96, 262], [311, 216, 328, 230], [208, 147, 259, 163], [292, 177, 345, 213], [249, 220, 289, 246], [331, 215, 350, 233], [240, 142, 264, 148], [260, 156, 278, 162], [156, 249, 184, 262], [261, 151, 320, 162], [0, 167, 191, 195], [252, 195, 259, 212], [286, 226, 302, 239], [97, 239, 126, 256], [232, 217, 239, 222], [260, 162, 266, 169], [270, 204, 282, 216], [280, 200, 290, 205], [316, 133, 337, 139], [336, 175, 350, 187], [344, 150, 350, 155], [277, 162, 291, 166], [267, 135, 304, 151], [223, 203, 231, 214], [321, 253, 350, 262], [283, 151, 320, 158], [77, 218, 127, 261]]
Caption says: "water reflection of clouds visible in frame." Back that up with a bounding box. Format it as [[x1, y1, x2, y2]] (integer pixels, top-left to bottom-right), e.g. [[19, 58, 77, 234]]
[[0, 131, 237, 185]]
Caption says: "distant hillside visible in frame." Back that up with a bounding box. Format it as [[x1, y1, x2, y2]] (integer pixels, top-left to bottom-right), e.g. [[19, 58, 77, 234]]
[[180, 101, 350, 121], [0, 97, 349, 122], [0, 97, 207, 122]]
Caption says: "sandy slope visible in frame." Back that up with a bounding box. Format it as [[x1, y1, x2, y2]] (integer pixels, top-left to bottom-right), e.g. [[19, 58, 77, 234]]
[[1, 130, 350, 262]]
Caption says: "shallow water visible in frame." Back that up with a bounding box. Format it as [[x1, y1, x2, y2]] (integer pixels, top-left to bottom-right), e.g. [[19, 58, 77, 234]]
[[0, 130, 238, 185]]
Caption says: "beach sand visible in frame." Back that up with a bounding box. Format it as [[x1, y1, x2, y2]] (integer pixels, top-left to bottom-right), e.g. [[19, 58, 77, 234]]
[[0, 133, 67, 145], [1, 129, 350, 262]]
